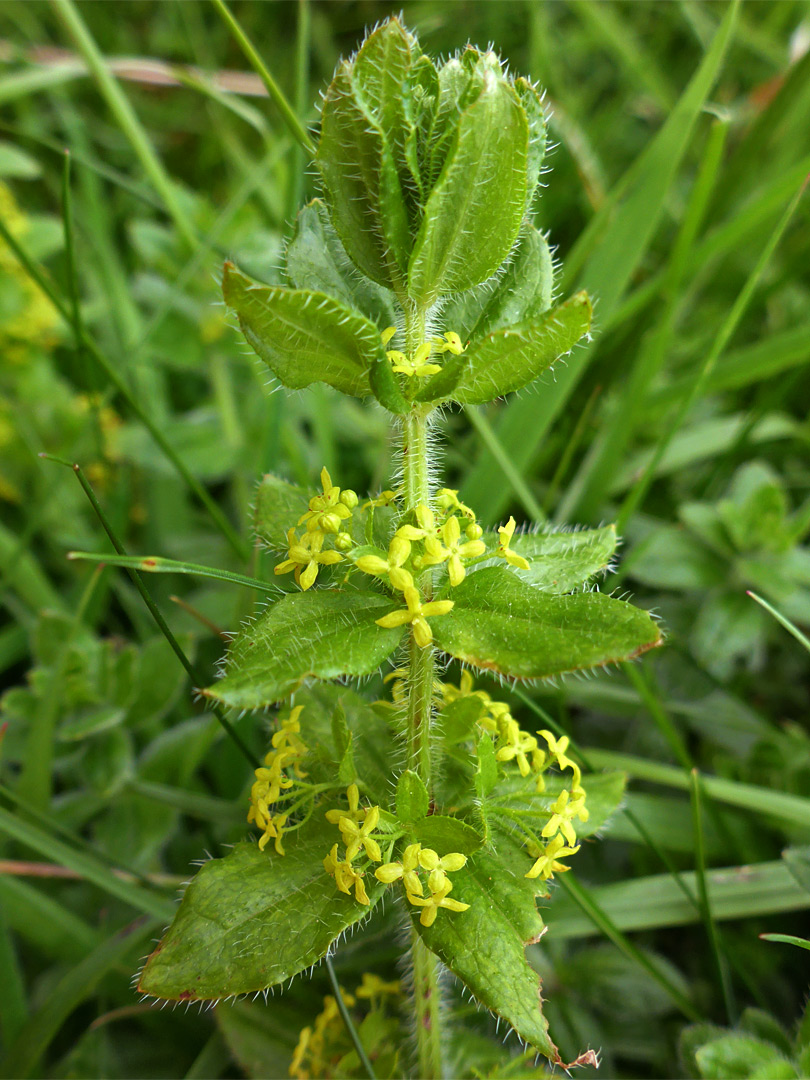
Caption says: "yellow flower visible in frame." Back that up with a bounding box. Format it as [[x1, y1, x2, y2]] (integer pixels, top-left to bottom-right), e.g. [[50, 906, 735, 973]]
[[541, 789, 585, 846], [395, 504, 437, 542], [338, 804, 383, 863], [274, 527, 343, 590], [407, 876, 469, 927], [441, 670, 492, 708], [355, 534, 413, 592], [375, 842, 423, 895], [431, 331, 465, 355], [298, 467, 355, 535], [495, 718, 538, 777], [324, 783, 367, 827], [323, 843, 370, 905], [537, 729, 580, 782], [380, 326, 398, 346], [387, 341, 442, 378], [377, 844, 469, 926], [362, 489, 400, 511], [419, 515, 486, 585], [375, 585, 454, 648], [356, 973, 401, 1000], [496, 516, 530, 571], [436, 487, 476, 522], [525, 833, 581, 881]]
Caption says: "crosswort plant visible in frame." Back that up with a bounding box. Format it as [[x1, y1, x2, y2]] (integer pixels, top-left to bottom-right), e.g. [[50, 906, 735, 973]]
[[137, 18, 662, 1076]]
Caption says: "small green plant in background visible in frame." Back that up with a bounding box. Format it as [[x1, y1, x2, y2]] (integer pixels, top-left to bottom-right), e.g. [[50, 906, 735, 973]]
[[134, 19, 662, 1076]]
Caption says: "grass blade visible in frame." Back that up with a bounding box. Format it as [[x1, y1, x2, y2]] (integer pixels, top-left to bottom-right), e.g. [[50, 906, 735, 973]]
[[0, 804, 174, 921], [0, 918, 157, 1079], [690, 769, 736, 1023], [68, 551, 277, 593], [460, 1, 739, 521], [747, 591, 810, 652], [47, 457, 258, 768], [586, 749, 810, 828], [550, 861, 809, 939], [211, 0, 315, 156], [556, 873, 700, 1020], [51, 0, 198, 251], [616, 174, 807, 530]]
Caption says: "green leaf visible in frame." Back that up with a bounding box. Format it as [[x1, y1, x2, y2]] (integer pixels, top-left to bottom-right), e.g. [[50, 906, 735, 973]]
[[138, 825, 386, 1001], [368, 351, 410, 415], [397, 770, 429, 821], [414, 829, 582, 1067], [412, 814, 484, 856], [285, 200, 397, 327], [330, 704, 357, 785], [433, 566, 662, 679], [292, 683, 398, 807], [203, 589, 405, 709], [447, 292, 592, 405], [222, 262, 383, 397], [407, 72, 528, 304], [317, 63, 404, 289], [436, 224, 554, 350], [485, 524, 618, 592], [253, 473, 310, 550], [695, 1035, 795, 1080], [483, 771, 626, 842]]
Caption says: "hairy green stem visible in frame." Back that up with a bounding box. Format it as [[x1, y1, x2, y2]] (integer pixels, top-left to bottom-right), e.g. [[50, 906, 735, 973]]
[[401, 306, 444, 1078], [411, 930, 444, 1080]]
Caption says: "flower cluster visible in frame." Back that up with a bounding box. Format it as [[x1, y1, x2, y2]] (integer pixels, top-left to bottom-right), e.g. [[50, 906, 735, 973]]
[[274, 468, 358, 590], [382, 326, 465, 379], [441, 674, 589, 882], [290, 973, 401, 1080], [356, 493, 487, 647], [375, 843, 470, 927], [247, 706, 309, 853], [323, 784, 385, 905]]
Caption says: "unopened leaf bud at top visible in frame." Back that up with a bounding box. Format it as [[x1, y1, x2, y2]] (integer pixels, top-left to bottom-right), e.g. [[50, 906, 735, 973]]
[[316, 17, 544, 303]]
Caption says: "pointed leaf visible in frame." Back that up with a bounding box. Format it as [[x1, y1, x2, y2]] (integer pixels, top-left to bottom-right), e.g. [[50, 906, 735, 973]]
[[285, 200, 397, 327], [433, 566, 661, 678], [412, 814, 483, 856], [408, 73, 528, 304], [397, 770, 429, 822], [317, 64, 404, 289], [414, 829, 590, 1067], [482, 524, 618, 592], [204, 589, 405, 709], [138, 825, 385, 1000], [451, 292, 592, 405], [222, 262, 383, 397]]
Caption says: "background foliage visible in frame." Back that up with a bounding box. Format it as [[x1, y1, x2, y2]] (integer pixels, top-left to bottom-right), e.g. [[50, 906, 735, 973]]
[[0, 1, 809, 1077]]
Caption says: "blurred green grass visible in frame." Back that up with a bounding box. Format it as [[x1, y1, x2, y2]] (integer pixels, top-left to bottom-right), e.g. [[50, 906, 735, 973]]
[[0, 1, 809, 1077]]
